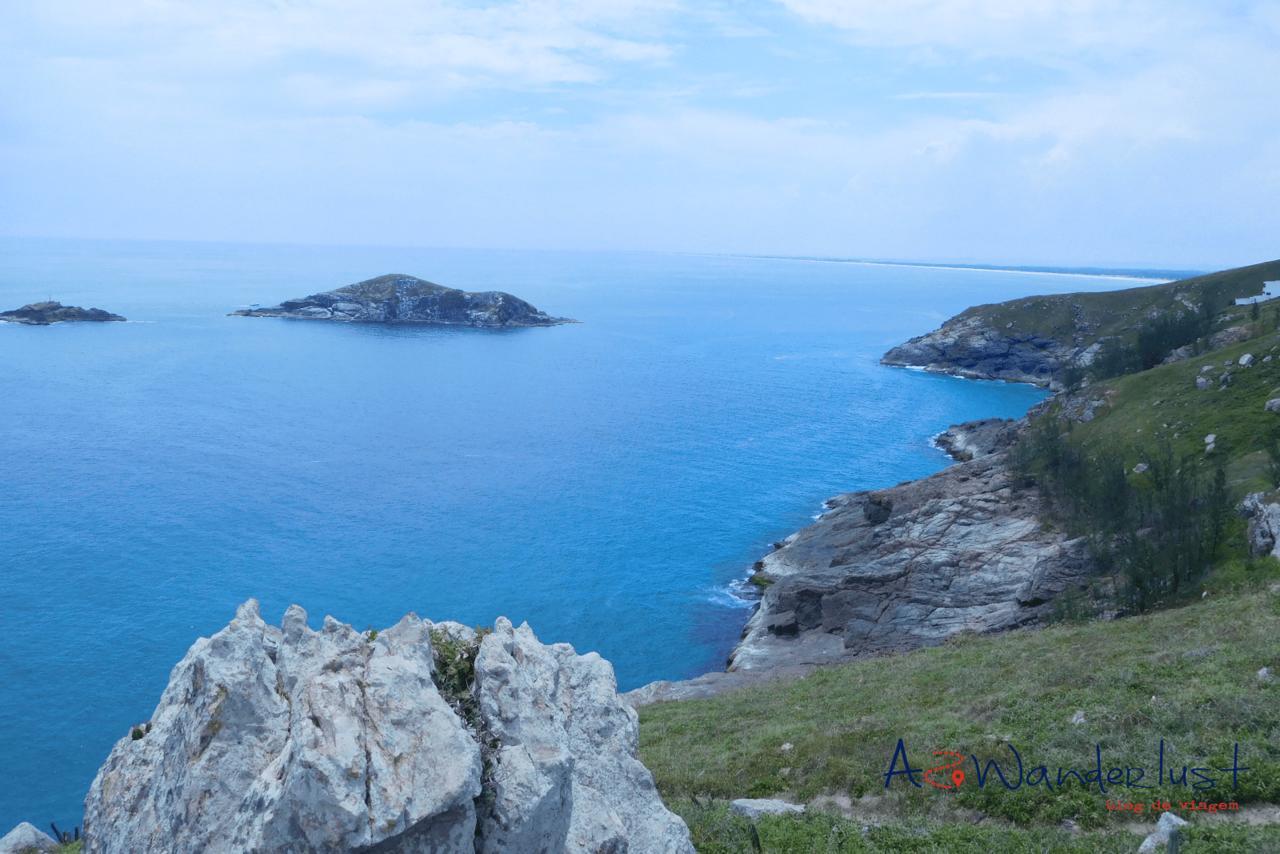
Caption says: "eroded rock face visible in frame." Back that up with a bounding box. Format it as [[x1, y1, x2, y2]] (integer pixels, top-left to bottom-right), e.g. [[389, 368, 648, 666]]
[[0, 301, 125, 325], [83, 603, 689, 854], [475, 618, 694, 854], [880, 312, 1071, 387], [231, 274, 570, 327], [732, 445, 1093, 671]]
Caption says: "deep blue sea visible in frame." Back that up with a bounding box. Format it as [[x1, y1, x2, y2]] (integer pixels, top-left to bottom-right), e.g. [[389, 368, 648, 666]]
[[0, 238, 1159, 830]]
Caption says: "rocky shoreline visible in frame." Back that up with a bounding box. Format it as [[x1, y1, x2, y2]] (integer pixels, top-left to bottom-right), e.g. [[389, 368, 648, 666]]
[[631, 305, 1090, 705]]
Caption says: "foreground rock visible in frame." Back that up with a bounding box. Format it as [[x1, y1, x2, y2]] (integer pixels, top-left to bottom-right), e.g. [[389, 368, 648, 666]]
[[475, 618, 694, 852], [0, 822, 58, 853], [729, 425, 1093, 672], [0, 301, 125, 325], [83, 601, 691, 853], [232, 274, 570, 327]]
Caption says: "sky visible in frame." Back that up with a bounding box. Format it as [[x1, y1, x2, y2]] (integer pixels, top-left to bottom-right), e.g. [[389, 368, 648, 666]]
[[2, 1, 1278, 268]]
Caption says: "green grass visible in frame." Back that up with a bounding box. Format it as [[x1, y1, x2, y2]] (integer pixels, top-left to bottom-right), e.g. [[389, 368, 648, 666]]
[[640, 588, 1280, 837], [1067, 323, 1280, 496], [672, 801, 1280, 853]]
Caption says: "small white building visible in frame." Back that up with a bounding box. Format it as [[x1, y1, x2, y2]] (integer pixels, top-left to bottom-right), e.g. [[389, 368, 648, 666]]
[[1235, 281, 1280, 307]]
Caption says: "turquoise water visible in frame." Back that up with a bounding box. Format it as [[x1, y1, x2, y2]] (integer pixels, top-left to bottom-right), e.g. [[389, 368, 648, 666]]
[[2, 238, 1144, 830]]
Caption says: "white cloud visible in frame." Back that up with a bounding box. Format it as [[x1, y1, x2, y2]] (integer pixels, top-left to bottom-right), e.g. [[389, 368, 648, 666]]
[[1, 0, 1278, 266], [773, 0, 1271, 61], [3, 0, 678, 95]]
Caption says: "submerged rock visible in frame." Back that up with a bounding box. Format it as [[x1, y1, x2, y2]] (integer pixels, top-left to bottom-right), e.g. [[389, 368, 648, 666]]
[[232, 273, 570, 327], [83, 601, 690, 853], [0, 301, 125, 325]]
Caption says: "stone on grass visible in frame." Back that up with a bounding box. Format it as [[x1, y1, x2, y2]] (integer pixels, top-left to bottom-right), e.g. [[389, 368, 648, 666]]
[[730, 799, 806, 820], [1138, 811, 1188, 853]]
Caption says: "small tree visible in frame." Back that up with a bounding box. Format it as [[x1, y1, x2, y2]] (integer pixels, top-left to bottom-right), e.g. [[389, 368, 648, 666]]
[[1251, 299, 1261, 322]]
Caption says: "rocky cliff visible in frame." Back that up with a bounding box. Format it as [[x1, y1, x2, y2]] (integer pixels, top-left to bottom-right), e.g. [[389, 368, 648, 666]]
[[726, 424, 1093, 672], [232, 274, 570, 327], [881, 260, 1280, 387], [0, 301, 125, 325], [881, 315, 1072, 386], [81, 601, 691, 853]]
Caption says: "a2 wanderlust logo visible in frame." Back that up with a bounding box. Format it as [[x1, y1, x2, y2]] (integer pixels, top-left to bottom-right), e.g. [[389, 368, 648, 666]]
[[884, 739, 1249, 809]]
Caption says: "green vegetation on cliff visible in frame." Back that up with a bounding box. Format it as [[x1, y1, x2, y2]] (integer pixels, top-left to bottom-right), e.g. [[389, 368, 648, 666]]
[[976, 260, 1278, 365]]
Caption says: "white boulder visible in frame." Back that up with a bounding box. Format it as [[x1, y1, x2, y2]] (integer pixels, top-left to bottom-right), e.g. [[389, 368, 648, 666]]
[[474, 617, 694, 853], [82, 602, 691, 853], [0, 823, 59, 853], [730, 799, 806, 820]]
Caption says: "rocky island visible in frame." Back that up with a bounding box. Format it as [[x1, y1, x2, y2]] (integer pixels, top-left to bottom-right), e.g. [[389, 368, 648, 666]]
[[0, 301, 126, 325], [232, 273, 571, 327]]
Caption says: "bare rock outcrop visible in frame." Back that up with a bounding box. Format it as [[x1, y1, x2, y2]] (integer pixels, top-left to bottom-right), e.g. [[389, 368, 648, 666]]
[[933, 418, 1019, 461], [82, 602, 691, 854], [1241, 493, 1280, 559], [881, 312, 1070, 387], [731, 446, 1093, 671], [474, 618, 694, 853]]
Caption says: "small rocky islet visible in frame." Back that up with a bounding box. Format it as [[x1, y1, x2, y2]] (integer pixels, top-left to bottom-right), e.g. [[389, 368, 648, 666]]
[[0, 301, 126, 325], [232, 273, 571, 327]]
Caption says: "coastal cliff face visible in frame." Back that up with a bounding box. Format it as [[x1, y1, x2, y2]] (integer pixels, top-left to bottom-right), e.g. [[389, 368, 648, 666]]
[[881, 260, 1280, 386], [0, 301, 125, 325], [83, 601, 691, 854], [727, 421, 1093, 673], [232, 274, 569, 327], [881, 313, 1071, 386]]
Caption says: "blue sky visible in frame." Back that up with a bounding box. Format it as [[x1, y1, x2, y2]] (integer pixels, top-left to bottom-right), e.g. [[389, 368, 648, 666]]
[[2, 1, 1278, 267]]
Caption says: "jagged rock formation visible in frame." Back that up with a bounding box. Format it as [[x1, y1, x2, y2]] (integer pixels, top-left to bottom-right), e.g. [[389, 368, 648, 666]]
[[729, 426, 1093, 672], [82, 601, 691, 854], [474, 619, 693, 852], [231, 274, 570, 327], [0, 301, 125, 325]]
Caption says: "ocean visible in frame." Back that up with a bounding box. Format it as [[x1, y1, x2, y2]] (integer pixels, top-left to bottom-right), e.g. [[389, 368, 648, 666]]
[[0, 238, 1159, 829]]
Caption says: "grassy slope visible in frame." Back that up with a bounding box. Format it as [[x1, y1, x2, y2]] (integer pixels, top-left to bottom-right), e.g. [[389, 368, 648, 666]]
[[1068, 318, 1280, 496], [641, 589, 1280, 851], [950, 259, 1280, 352]]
